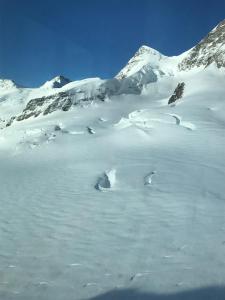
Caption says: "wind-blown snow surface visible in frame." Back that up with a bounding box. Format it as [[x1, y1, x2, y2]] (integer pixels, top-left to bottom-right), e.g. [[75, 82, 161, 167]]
[[0, 66, 225, 300]]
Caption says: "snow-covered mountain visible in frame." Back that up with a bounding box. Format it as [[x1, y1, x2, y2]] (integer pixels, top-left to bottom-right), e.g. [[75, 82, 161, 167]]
[[115, 45, 176, 79], [1, 19, 225, 126], [0, 20, 225, 300], [178, 19, 225, 70], [40, 75, 72, 89], [0, 78, 20, 90]]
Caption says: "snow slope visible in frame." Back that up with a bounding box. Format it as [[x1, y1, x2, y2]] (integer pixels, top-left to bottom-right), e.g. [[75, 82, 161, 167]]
[[115, 45, 178, 79], [0, 20, 225, 300]]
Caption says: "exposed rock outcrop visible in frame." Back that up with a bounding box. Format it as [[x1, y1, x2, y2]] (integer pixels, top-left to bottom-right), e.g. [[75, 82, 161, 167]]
[[168, 82, 185, 104], [87, 127, 95, 134], [178, 20, 225, 70], [5, 75, 153, 127]]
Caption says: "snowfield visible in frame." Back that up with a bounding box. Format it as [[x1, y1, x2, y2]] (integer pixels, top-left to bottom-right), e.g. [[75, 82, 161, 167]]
[[0, 20, 225, 300]]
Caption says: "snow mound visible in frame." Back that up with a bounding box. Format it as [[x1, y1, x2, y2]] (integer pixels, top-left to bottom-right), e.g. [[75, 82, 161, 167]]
[[87, 126, 95, 134], [114, 117, 131, 129], [14, 128, 58, 153], [167, 114, 196, 130], [144, 171, 156, 185], [95, 169, 116, 191]]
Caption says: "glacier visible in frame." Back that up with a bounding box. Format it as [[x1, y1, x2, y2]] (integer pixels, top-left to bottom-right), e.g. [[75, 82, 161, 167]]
[[0, 19, 225, 300]]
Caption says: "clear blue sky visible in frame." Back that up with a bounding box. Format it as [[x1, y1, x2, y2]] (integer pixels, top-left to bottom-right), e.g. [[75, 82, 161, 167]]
[[0, 0, 225, 87]]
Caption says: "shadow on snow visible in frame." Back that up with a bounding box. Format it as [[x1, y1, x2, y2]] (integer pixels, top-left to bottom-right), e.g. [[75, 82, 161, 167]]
[[88, 286, 225, 300]]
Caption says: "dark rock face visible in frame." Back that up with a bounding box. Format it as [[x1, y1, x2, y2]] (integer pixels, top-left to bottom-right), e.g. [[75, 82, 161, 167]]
[[54, 125, 61, 131], [42, 92, 72, 115], [87, 126, 95, 134], [4, 74, 158, 127], [178, 19, 225, 70], [16, 92, 72, 122], [6, 116, 16, 127], [5, 82, 114, 126], [25, 97, 46, 111], [61, 99, 73, 111], [5, 92, 73, 126], [168, 82, 185, 104]]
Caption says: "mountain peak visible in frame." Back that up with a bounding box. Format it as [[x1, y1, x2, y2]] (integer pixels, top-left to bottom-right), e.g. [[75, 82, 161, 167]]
[[0, 78, 19, 90], [136, 45, 163, 56], [212, 18, 225, 33], [178, 19, 225, 70], [41, 75, 71, 89], [115, 45, 165, 80]]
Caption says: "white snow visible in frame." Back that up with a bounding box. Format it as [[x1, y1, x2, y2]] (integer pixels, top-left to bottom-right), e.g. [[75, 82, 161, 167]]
[[115, 45, 184, 82], [0, 32, 225, 300], [95, 169, 117, 191], [0, 79, 19, 90]]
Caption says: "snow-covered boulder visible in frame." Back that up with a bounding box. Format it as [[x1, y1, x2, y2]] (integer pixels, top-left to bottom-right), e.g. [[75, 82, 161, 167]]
[[95, 169, 116, 191]]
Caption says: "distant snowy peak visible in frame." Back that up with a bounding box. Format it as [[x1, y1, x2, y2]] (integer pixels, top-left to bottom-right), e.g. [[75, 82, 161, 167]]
[[117, 19, 225, 77], [0, 79, 19, 90], [116, 45, 166, 80], [178, 19, 225, 70], [41, 75, 71, 89]]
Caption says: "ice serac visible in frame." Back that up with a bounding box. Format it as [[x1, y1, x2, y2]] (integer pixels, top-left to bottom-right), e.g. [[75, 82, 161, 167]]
[[178, 19, 225, 70], [41, 75, 71, 89]]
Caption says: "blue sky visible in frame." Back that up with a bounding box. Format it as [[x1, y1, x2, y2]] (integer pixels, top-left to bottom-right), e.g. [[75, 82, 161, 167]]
[[0, 0, 225, 87]]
